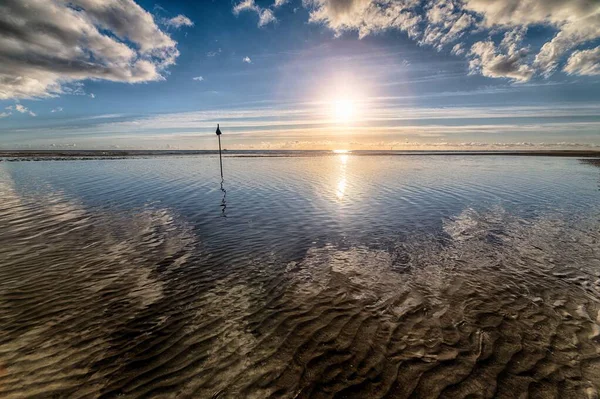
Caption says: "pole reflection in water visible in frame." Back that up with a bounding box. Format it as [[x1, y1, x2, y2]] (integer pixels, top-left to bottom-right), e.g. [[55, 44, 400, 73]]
[[220, 179, 227, 217]]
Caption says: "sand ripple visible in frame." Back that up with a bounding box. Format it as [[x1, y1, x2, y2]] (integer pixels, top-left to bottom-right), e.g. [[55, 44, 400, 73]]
[[0, 169, 600, 398]]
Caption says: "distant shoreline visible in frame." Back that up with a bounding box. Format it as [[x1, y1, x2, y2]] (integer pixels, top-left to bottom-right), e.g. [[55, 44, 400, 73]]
[[1, 149, 600, 161]]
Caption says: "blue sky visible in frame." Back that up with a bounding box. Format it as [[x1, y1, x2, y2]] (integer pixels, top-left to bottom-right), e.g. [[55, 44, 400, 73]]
[[0, 0, 599, 150]]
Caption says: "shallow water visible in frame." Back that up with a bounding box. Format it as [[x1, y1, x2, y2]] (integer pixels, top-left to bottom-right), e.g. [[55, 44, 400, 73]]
[[0, 155, 599, 398]]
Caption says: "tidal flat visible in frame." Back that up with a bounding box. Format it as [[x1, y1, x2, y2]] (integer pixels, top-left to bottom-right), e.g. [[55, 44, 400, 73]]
[[0, 154, 599, 398]]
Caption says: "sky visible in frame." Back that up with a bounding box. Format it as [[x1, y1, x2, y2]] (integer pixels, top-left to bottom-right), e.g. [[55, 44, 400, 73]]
[[0, 0, 599, 150]]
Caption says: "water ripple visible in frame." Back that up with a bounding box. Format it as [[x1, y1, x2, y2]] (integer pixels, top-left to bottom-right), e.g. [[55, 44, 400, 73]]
[[0, 156, 599, 398]]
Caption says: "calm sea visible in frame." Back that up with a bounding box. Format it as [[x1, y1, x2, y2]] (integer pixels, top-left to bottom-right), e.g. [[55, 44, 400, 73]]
[[0, 154, 599, 398]]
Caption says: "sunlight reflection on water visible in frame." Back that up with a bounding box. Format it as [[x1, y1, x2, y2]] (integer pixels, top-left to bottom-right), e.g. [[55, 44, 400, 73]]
[[335, 154, 348, 201]]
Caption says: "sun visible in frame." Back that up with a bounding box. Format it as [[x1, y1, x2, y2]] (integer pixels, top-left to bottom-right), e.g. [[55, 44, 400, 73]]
[[332, 99, 355, 123]]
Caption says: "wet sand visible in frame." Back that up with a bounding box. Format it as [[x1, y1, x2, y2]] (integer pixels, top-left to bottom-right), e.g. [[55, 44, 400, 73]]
[[1, 196, 599, 398], [1, 149, 600, 162], [0, 156, 599, 398], [582, 158, 600, 167]]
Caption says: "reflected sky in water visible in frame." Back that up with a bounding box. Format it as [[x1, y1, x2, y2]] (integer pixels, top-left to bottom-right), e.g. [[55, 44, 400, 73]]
[[2, 154, 597, 266], [3, 155, 598, 241]]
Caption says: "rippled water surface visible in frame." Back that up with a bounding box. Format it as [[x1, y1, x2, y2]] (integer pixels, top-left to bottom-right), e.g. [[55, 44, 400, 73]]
[[0, 155, 599, 398]]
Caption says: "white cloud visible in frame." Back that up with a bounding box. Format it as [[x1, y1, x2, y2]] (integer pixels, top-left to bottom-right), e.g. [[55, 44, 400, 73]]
[[463, 0, 600, 77], [164, 15, 194, 28], [304, 0, 422, 39], [274, 0, 289, 7], [243, 57, 253, 64], [192, 76, 204, 81], [5, 104, 36, 116], [89, 93, 96, 99], [4, 100, 599, 149], [299, 0, 600, 81], [564, 47, 600, 76], [451, 43, 465, 56], [234, 0, 256, 14], [233, 0, 278, 27], [51, 107, 64, 113], [420, 2, 475, 49], [15, 104, 28, 114], [207, 48, 222, 57], [0, 0, 183, 100], [446, 14, 475, 42], [259, 9, 277, 26], [463, 0, 597, 27], [468, 29, 534, 82], [0, 112, 10, 118]]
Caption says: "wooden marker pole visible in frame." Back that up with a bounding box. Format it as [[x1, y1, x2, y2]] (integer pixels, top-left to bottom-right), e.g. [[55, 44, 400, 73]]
[[216, 124, 223, 180]]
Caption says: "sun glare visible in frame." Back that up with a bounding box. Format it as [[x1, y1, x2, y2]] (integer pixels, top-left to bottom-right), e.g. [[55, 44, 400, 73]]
[[332, 99, 355, 123]]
